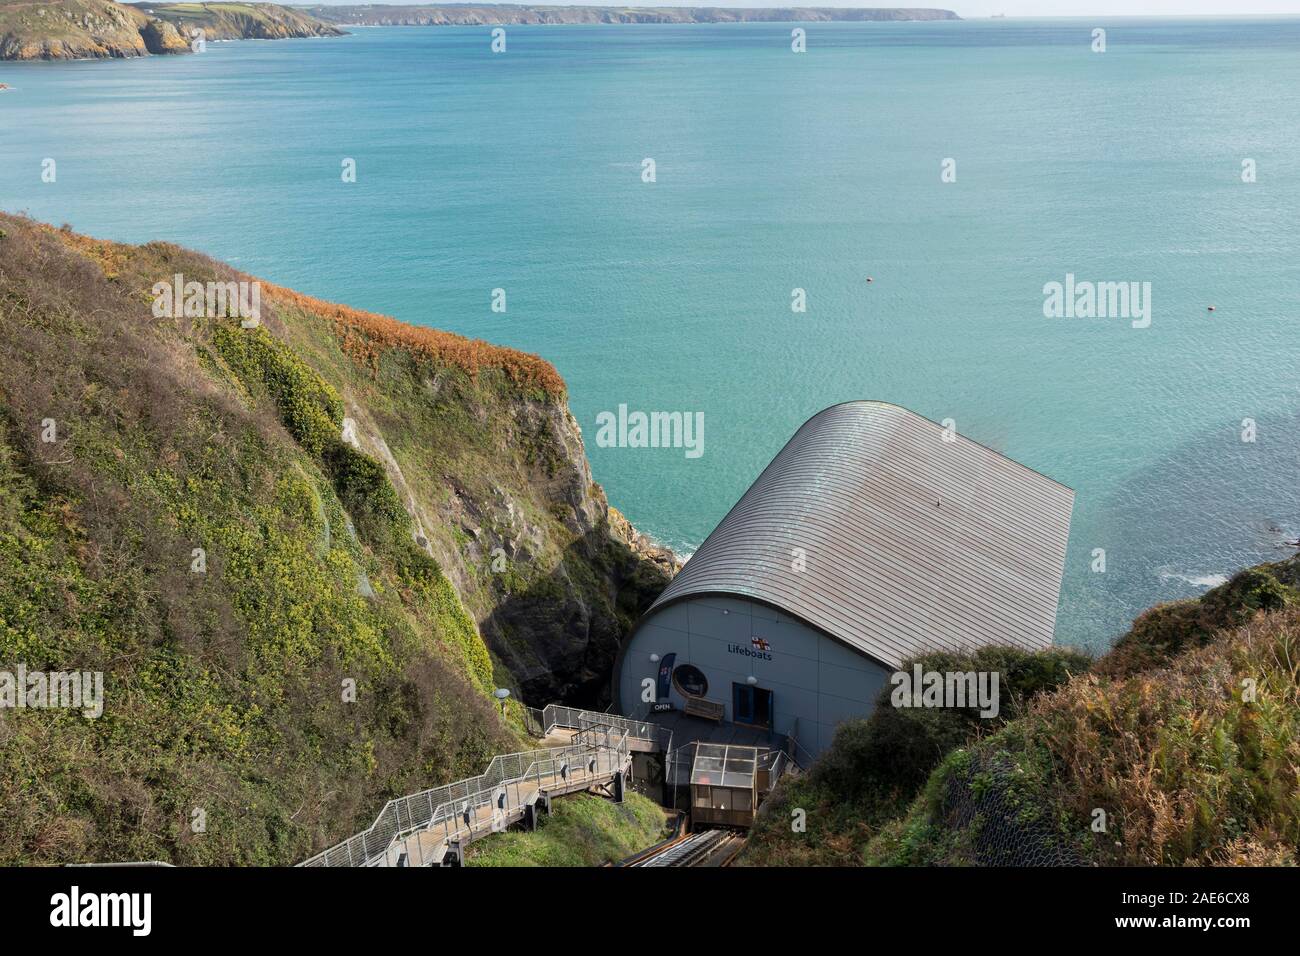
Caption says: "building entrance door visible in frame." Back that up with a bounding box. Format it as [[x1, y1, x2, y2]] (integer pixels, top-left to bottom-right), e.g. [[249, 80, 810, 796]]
[[733, 683, 773, 729]]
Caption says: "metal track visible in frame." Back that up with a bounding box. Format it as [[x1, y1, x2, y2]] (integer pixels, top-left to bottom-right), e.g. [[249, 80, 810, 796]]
[[631, 829, 744, 867]]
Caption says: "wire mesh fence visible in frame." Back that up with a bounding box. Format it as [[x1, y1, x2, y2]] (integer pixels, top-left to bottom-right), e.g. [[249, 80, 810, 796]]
[[299, 706, 658, 867], [380, 728, 633, 867], [937, 750, 1086, 866]]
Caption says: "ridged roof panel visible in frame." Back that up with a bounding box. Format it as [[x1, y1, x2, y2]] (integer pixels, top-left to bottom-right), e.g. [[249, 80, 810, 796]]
[[650, 402, 1074, 669]]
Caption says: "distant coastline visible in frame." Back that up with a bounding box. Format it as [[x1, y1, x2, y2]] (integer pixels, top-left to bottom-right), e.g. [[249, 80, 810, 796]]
[[0, 2, 960, 63], [0, 1, 342, 62], [303, 5, 961, 28]]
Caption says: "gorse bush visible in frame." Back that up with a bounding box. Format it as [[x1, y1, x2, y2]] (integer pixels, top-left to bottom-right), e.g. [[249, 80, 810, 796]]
[[744, 558, 1300, 867], [813, 646, 1091, 808], [1096, 564, 1298, 679], [871, 603, 1300, 866], [211, 323, 343, 456], [0, 212, 520, 864], [740, 645, 1089, 866]]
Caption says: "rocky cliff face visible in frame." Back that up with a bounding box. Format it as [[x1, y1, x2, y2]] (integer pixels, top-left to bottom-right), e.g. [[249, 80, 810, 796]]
[[0, 1, 149, 60], [136, 13, 187, 53], [0, 1, 342, 60], [258, 279, 679, 707], [309, 5, 961, 27], [127, 2, 346, 42], [0, 212, 673, 864]]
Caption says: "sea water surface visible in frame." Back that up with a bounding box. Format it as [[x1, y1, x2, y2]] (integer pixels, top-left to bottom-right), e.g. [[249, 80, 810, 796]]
[[3, 18, 1299, 652]]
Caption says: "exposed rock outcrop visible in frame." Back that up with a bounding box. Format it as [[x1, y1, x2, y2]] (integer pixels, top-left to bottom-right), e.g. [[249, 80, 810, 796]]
[[0, 1, 343, 61], [308, 5, 961, 27]]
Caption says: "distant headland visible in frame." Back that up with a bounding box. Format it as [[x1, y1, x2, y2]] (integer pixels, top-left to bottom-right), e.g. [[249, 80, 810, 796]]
[[0, 1, 342, 61], [305, 5, 961, 27], [0, 2, 959, 62]]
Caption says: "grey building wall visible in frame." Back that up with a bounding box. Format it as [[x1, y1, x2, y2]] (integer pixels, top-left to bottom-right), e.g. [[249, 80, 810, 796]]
[[619, 594, 891, 756]]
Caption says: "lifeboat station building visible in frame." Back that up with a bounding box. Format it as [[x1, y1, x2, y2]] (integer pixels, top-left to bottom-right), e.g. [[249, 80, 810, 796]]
[[614, 401, 1074, 758]]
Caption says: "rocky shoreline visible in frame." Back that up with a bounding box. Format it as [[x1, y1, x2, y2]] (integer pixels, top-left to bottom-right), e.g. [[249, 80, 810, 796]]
[[307, 5, 961, 27], [0, 1, 342, 61]]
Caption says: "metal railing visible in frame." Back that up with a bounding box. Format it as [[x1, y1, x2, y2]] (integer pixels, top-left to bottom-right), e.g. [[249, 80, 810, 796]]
[[380, 725, 633, 867], [299, 724, 631, 868], [541, 704, 650, 739], [534, 704, 671, 751]]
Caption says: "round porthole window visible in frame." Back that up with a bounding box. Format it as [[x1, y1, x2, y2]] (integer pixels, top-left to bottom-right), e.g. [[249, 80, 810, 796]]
[[671, 663, 709, 698]]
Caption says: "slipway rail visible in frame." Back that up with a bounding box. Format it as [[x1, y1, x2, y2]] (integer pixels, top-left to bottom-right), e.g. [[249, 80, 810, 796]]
[[298, 707, 663, 867], [629, 828, 745, 867]]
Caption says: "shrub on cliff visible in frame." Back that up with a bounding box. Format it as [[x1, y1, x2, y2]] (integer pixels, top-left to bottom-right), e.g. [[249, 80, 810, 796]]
[[0, 213, 517, 864], [1096, 561, 1298, 679], [870, 605, 1300, 866], [740, 645, 1090, 866], [744, 558, 1300, 866]]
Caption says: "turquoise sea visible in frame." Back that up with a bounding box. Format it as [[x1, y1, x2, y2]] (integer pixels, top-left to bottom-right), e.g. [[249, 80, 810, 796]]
[[3, 18, 1299, 652]]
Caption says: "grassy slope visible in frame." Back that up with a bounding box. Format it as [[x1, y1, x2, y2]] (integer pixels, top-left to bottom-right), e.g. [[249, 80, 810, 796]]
[[127, 3, 344, 41], [307, 6, 961, 27], [0, 1, 339, 61], [465, 792, 667, 866], [742, 557, 1300, 866], [0, 0, 152, 60], [740, 645, 1091, 866], [259, 276, 672, 708], [0, 213, 562, 863]]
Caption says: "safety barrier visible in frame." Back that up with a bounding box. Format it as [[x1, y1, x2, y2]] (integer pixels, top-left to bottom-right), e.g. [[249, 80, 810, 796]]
[[381, 725, 633, 867], [299, 723, 632, 867], [298, 703, 672, 867]]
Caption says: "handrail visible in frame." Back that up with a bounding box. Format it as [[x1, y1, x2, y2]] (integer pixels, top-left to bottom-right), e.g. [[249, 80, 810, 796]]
[[541, 704, 658, 740], [299, 727, 630, 867], [382, 725, 633, 867], [299, 717, 634, 868], [299, 705, 664, 867]]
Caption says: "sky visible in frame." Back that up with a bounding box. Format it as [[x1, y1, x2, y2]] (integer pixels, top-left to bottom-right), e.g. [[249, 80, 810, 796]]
[[303, 1, 1300, 18]]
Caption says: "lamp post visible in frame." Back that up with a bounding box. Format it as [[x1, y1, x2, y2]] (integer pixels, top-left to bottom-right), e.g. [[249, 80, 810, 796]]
[[493, 687, 510, 717]]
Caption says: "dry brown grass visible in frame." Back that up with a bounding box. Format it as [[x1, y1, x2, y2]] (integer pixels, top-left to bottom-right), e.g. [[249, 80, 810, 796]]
[[257, 280, 566, 397], [1011, 608, 1300, 865], [38, 217, 567, 398]]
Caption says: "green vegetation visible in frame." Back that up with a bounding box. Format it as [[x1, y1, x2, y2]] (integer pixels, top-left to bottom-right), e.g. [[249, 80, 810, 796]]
[[742, 559, 1300, 867], [124, 3, 345, 43], [0, 1, 340, 61], [465, 793, 668, 867], [1094, 559, 1298, 679], [740, 646, 1090, 866], [0, 212, 665, 865], [259, 277, 672, 707]]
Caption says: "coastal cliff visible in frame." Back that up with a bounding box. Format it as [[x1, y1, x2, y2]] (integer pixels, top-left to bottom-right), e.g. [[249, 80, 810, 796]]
[[0, 3, 960, 61], [0, 1, 341, 61], [127, 2, 345, 42], [307, 5, 961, 27], [0, 212, 672, 864]]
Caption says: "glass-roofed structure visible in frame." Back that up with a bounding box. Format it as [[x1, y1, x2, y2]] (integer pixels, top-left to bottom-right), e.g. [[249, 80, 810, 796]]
[[690, 744, 759, 828]]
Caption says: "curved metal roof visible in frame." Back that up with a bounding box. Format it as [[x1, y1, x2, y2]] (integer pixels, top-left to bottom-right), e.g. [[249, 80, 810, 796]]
[[647, 401, 1074, 670]]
